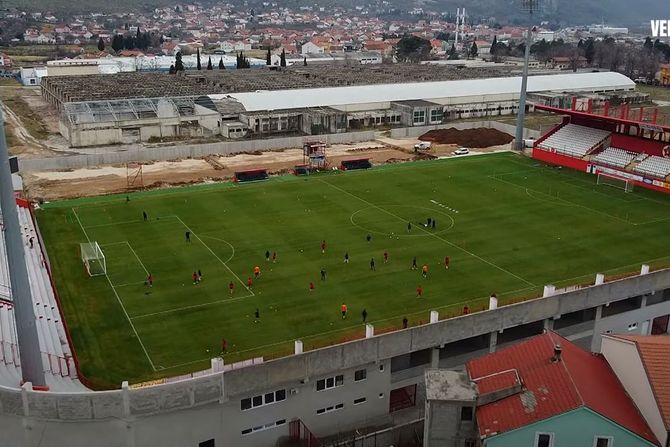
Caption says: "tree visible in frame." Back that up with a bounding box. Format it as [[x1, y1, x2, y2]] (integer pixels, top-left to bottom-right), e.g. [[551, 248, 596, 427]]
[[280, 48, 286, 67], [196, 48, 201, 70], [435, 31, 450, 41], [236, 52, 250, 69], [219, 57, 225, 69], [168, 64, 175, 74], [303, 56, 307, 66], [97, 37, 105, 52], [207, 56, 212, 70], [583, 38, 596, 64], [469, 41, 478, 58], [175, 51, 184, 72], [266, 48, 271, 65], [395, 35, 431, 63], [111, 34, 124, 53], [644, 36, 654, 52], [448, 43, 458, 60]]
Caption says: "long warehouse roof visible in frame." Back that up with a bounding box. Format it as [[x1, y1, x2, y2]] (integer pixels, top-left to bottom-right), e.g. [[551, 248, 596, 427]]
[[211, 72, 634, 112]]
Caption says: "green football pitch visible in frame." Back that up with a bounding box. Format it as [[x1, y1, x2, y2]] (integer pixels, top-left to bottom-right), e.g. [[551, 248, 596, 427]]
[[36, 152, 670, 388]]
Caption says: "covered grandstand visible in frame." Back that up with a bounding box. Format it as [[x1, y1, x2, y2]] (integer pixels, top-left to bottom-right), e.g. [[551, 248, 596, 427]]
[[532, 103, 670, 193]]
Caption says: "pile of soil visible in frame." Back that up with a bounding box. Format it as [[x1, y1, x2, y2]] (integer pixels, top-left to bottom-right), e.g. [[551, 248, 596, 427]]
[[419, 127, 514, 148]]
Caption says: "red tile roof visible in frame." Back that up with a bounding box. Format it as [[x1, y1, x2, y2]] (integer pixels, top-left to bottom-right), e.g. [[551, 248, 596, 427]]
[[467, 331, 658, 445], [612, 335, 670, 430], [474, 369, 520, 395]]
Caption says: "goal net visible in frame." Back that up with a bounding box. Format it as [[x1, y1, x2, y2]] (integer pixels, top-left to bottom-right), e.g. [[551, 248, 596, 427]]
[[80, 242, 106, 277], [596, 172, 634, 193]]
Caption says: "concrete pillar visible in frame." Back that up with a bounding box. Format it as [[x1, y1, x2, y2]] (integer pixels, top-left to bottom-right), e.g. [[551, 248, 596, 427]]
[[641, 295, 648, 307], [489, 331, 498, 353], [365, 324, 374, 338], [595, 305, 603, 321], [211, 357, 224, 372], [595, 273, 605, 285], [121, 381, 131, 418], [431, 348, 440, 368], [430, 310, 439, 324], [294, 340, 303, 355], [641, 264, 650, 275], [543, 284, 555, 297], [21, 382, 31, 417], [488, 295, 498, 310], [544, 318, 554, 330]]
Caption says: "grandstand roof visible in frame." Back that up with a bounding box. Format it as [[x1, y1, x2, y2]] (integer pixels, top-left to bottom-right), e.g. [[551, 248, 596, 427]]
[[212, 72, 634, 112]]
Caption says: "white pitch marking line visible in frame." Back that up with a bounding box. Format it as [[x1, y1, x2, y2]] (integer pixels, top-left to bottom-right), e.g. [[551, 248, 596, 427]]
[[173, 215, 253, 295], [83, 215, 178, 229], [124, 241, 150, 277], [317, 180, 535, 287], [71, 207, 157, 371]]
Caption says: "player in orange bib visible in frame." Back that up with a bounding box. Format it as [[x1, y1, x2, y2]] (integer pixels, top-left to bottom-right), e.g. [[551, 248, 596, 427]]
[[341, 303, 348, 319]]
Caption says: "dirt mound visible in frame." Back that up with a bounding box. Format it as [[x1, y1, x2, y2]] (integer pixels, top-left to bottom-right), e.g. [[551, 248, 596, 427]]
[[419, 127, 513, 148]]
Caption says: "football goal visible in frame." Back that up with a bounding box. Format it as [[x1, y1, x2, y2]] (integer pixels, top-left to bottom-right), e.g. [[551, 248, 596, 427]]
[[596, 172, 634, 193], [80, 242, 106, 277]]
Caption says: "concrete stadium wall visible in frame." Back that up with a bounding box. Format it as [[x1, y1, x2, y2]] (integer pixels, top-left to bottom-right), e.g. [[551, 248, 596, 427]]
[[19, 131, 378, 172], [390, 121, 541, 140], [0, 267, 669, 447]]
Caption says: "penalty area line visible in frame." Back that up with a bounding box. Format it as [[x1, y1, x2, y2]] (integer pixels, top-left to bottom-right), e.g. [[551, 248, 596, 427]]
[[129, 292, 256, 320], [71, 208, 157, 372]]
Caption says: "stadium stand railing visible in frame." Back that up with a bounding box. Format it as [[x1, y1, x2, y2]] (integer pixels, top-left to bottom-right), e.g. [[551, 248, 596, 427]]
[[537, 124, 611, 158]]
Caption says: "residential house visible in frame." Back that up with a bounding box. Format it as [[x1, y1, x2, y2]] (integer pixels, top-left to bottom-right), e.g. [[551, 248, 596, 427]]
[[601, 334, 670, 447], [19, 66, 48, 86], [424, 331, 660, 447], [550, 56, 588, 70], [300, 41, 325, 55]]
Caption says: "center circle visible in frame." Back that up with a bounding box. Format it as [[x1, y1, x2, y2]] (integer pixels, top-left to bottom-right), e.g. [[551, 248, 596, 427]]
[[350, 205, 455, 237]]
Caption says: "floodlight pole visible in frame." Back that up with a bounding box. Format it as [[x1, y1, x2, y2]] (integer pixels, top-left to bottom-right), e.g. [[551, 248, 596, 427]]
[[514, 9, 535, 151], [0, 107, 46, 387]]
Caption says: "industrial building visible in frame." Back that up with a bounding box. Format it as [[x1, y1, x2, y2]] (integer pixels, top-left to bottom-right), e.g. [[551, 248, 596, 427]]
[[56, 71, 637, 147]]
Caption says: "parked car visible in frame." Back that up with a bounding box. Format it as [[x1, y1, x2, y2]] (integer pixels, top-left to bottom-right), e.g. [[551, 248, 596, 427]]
[[454, 147, 469, 155], [414, 141, 432, 151]]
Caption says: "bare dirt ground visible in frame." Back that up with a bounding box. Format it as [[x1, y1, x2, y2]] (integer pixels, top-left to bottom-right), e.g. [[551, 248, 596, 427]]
[[24, 142, 415, 200], [22, 136, 511, 201]]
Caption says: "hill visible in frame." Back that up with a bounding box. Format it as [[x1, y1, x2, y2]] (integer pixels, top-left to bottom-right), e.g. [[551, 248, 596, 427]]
[[8, 0, 667, 27]]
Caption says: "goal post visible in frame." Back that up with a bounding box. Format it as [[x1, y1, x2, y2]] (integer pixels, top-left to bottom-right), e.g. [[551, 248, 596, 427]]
[[596, 172, 634, 193], [80, 242, 106, 277]]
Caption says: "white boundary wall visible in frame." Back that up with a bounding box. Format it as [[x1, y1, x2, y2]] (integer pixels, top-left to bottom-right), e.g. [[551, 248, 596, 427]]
[[390, 121, 541, 140]]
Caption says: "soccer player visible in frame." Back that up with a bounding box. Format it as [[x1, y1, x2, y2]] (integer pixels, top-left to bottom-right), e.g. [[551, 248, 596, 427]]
[[254, 308, 260, 323], [265, 250, 270, 261], [402, 316, 408, 329], [143, 211, 148, 221], [341, 303, 348, 319], [444, 256, 450, 269], [370, 257, 376, 271], [221, 338, 228, 353], [344, 252, 349, 263], [362, 308, 368, 323], [366, 234, 372, 243], [432, 219, 436, 229], [411, 256, 417, 270], [416, 285, 423, 298], [229, 281, 234, 294], [28, 237, 33, 249], [422, 264, 428, 278], [247, 277, 253, 289], [321, 240, 326, 254], [254, 265, 261, 279], [185, 231, 191, 243], [407, 222, 412, 232], [272, 251, 277, 263], [198, 269, 203, 280], [320, 268, 326, 281], [383, 250, 389, 263], [463, 305, 471, 315], [426, 217, 432, 227], [192, 271, 199, 285], [309, 281, 315, 292], [146, 273, 153, 287]]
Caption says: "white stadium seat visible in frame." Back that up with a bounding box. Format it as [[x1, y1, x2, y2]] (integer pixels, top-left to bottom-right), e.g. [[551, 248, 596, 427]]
[[539, 124, 611, 158], [592, 147, 637, 169], [633, 155, 670, 179]]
